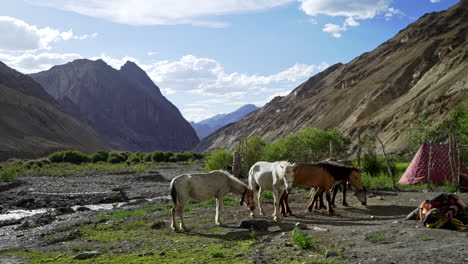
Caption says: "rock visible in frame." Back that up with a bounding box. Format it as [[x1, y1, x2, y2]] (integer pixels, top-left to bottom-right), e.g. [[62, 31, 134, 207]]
[[267, 226, 281, 232], [55, 206, 75, 215], [312, 226, 329, 232], [74, 251, 100, 260], [370, 216, 375, 219], [0, 219, 22, 228], [151, 221, 168, 229], [392, 221, 400, 224], [138, 252, 154, 257], [295, 222, 307, 230], [284, 242, 293, 247], [76, 206, 91, 212], [235, 253, 245, 258], [325, 250, 338, 258], [376, 196, 384, 200], [239, 219, 269, 231], [159, 251, 166, 256]]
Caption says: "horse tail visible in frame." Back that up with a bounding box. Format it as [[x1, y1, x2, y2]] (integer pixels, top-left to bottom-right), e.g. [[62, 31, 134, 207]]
[[170, 180, 179, 207]]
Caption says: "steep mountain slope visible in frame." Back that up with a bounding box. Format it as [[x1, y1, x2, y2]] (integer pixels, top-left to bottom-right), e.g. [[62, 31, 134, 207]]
[[0, 62, 106, 161], [191, 104, 258, 139], [196, 0, 468, 153], [30, 59, 199, 151]]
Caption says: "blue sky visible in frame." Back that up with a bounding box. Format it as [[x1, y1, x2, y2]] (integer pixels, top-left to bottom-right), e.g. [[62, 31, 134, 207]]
[[0, 0, 460, 122]]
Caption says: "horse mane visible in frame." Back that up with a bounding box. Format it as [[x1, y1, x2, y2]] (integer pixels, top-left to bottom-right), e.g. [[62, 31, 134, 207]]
[[316, 162, 358, 180], [212, 170, 248, 187]]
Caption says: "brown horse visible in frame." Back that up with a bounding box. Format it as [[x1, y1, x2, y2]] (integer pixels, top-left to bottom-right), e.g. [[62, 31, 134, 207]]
[[280, 163, 366, 215]]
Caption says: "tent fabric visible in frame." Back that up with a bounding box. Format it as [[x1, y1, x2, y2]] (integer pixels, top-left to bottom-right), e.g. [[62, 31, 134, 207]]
[[399, 144, 468, 186]]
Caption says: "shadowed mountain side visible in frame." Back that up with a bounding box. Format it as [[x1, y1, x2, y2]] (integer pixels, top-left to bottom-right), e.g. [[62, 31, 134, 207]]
[[30, 59, 199, 152], [195, 0, 468, 153], [0, 63, 106, 161]]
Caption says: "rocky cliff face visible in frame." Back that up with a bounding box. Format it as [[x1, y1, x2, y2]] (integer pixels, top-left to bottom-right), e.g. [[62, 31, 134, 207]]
[[0, 62, 106, 160], [196, 0, 468, 153], [191, 104, 258, 139], [30, 59, 199, 152]]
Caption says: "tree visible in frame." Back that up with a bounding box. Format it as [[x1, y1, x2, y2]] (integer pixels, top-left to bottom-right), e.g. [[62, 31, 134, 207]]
[[204, 149, 233, 172]]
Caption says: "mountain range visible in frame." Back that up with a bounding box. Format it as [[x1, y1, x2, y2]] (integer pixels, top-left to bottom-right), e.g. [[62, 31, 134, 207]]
[[195, 0, 468, 153], [0, 62, 106, 160], [191, 104, 258, 139], [30, 59, 199, 152]]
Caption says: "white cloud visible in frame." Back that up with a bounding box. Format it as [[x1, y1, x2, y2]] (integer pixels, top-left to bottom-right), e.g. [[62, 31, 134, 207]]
[[322, 23, 345, 38], [298, 0, 392, 19], [147, 51, 158, 56], [182, 107, 216, 122], [384, 7, 404, 21], [90, 53, 140, 69], [430, 0, 441, 3], [0, 16, 97, 51], [145, 54, 322, 97], [29, 0, 294, 27], [0, 52, 82, 73]]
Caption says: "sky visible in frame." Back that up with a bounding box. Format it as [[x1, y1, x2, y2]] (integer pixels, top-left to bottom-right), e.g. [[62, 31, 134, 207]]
[[0, 0, 460, 122]]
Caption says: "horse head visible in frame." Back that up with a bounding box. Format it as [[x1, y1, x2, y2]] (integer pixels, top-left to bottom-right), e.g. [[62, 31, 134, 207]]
[[280, 161, 295, 194], [240, 188, 255, 211], [349, 168, 367, 205]]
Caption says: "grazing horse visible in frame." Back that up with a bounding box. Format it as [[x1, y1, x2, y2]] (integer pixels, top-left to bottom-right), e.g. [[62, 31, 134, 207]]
[[280, 163, 366, 215], [170, 170, 255, 231], [248, 161, 295, 221]]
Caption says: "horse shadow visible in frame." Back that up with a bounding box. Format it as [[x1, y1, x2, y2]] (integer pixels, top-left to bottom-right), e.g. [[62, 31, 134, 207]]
[[343, 205, 416, 217]]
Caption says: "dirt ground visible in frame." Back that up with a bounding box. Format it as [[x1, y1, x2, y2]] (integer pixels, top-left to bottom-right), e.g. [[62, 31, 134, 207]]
[[0, 164, 467, 264]]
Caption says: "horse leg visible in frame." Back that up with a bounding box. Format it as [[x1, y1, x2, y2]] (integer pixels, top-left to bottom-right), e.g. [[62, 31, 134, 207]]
[[280, 191, 286, 216], [319, 190, 327, 209], [341, 182, 348, 206], [307, 189, 322, 212], [178, 205, 187, 231], [171, 206, 177, 231], [215, 197, 223, 226], [330, 185, 338, 208], [272, 188, 280, 221], [326, 191, 334, 215], [257, 187, 265, 216]]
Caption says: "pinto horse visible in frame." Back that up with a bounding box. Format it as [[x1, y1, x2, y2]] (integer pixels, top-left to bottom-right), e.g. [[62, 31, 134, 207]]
[[280, 163, 366, 215], [170, 170, 255, 231], [248, 161, 295, 221]]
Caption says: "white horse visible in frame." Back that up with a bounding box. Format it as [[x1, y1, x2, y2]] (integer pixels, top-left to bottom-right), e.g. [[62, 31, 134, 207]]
[[248, 161, 295, 221], [170, 170, 255, 231]]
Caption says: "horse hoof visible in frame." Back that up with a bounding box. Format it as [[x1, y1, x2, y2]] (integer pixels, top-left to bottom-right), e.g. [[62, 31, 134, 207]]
[[273, 216, 279, 222]]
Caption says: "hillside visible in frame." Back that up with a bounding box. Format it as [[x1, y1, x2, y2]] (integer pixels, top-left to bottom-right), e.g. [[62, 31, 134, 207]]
[[191, 104, 258, 139], [195, 0, 468, 153], [0, 62, 106, 161], [30, 59, 199, 152]]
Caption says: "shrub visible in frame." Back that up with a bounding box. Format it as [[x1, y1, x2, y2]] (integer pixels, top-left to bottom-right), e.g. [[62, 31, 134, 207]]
[[175, 151, 192, 162], [48, 151, 65, 163], [127, 154, 141, 164], [151, 151, 167, 162], [204, 149, 233, 172], [143, 153, 152, 162], [362, 154, 383, 177], [238, 136, 266, 176], [91, 151, 110, 163], [291, 228, 317, 249], [135, 151, 147, 160], [119, 151, 132, 160], [0, 166, 18, 182], [108, 152, 126, 164], [62, 150, 91, 164]]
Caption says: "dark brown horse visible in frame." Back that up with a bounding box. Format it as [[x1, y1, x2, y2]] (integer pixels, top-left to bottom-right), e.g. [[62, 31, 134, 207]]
[[280, 163, 366, 215]]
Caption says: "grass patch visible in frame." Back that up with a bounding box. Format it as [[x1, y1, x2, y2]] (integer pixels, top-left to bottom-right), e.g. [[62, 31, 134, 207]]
[[365, 231, 386, 243], [418, 237, 433, 241], [291, 228, 317, 249], [210, 250, 224, 258], [262, 190, 273, 199]]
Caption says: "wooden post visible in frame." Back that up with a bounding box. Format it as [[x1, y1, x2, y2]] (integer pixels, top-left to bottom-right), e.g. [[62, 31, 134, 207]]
[[427, 143, 433, 191], [456, 135, 461, 192], [329, 140, 333, 159], [357, 134, 362, 168], [232, 139, 243, 179], [448, 132, 456, 187], [375, 134, 396, 190]]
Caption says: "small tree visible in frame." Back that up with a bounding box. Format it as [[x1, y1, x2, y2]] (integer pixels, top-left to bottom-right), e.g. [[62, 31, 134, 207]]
[[204, 149, 233, 172], [91, 150, 110, 163], [238, 136, 266, 176]]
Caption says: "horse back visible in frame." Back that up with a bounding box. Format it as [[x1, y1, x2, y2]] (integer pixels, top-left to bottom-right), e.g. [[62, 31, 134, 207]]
[[293, 163, 335, 190]]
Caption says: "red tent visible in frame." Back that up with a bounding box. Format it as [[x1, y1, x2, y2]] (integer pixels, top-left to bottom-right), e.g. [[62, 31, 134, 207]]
[[399, 144, 468, 186]]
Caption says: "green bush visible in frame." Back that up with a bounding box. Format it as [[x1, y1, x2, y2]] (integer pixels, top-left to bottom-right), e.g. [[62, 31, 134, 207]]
[[362, 154, 383, 177], [119, 151, 132, 160], [238, 136, 266, 176], [291, 228, 317, 249], [108, 152, 126, 164], [91, 151, 109, 163], [0, 166, 18, 182], [143, 153, 152, 162], [127, 154, 141, 164], [62, 150, 91, 164], [175, 152, 192, 162], [151, 151, 167, 162], [48, 151, 65, 163], [204, 149, 233, 172]]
